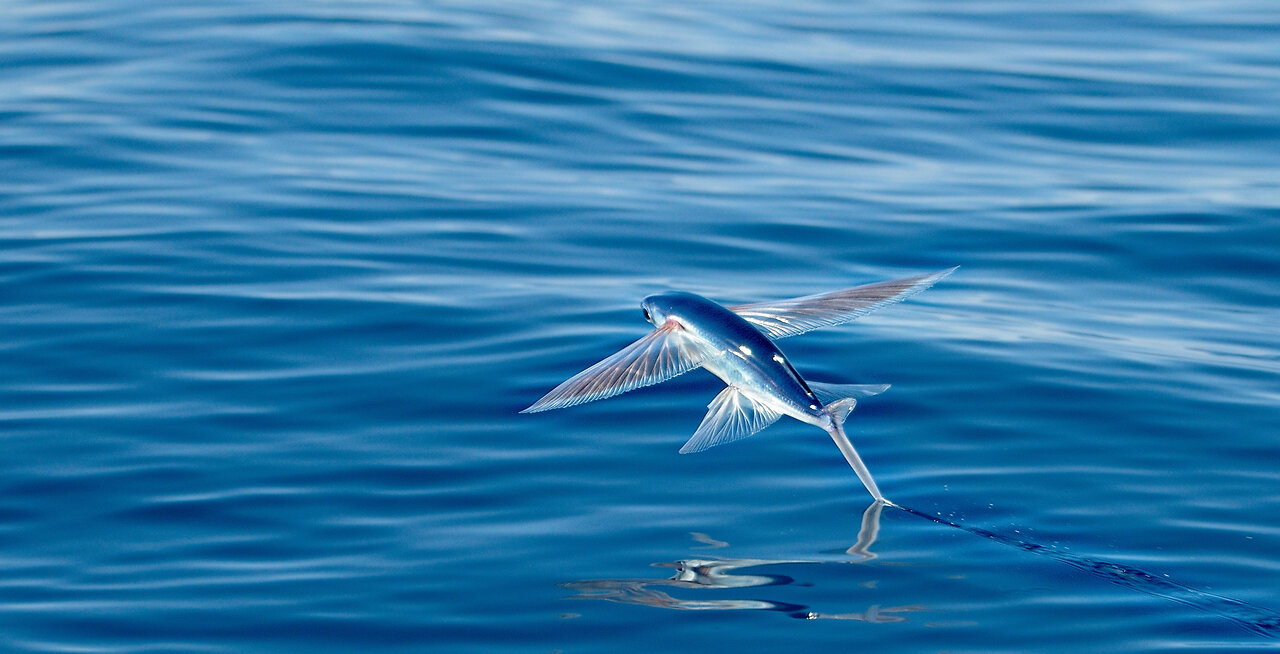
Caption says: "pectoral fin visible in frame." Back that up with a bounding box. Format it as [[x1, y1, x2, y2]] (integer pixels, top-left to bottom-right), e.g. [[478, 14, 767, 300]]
[[522, 323, 706, 413], [679, 387, 782, 454], [729, 267, 957, 340]]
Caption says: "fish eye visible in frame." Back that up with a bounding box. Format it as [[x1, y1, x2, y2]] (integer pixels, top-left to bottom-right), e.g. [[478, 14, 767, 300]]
[[642, 307, 651, 322]]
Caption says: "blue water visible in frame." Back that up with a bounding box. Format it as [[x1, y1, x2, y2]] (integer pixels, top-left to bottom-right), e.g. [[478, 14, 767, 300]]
[[3, 1, 1279, 651]]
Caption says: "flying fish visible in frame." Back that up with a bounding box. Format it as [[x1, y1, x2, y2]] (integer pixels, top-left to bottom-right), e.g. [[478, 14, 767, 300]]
[[523, 268, 957, 502]]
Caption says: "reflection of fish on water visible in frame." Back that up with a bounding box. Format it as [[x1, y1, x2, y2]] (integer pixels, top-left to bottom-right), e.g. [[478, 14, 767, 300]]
[[562, 501, 923, 622], [560, 559, 810, 615], [564, 501, 1280, 636]]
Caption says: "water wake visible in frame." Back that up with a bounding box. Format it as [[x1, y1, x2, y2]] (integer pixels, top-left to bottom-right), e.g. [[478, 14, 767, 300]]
[[891, 502, 1280, 638]]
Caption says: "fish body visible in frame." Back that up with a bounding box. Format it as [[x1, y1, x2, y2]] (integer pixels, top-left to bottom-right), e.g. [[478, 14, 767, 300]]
[[523, 268, 957, 502], [641, 291, 822, 425]]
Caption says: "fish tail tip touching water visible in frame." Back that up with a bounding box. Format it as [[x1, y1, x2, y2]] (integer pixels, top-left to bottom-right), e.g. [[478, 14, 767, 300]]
[[822, 399, 885, 502]]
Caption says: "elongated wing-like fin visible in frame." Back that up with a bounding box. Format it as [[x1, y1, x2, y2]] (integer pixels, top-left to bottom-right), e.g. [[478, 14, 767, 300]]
[[522, 323, 706, 413], [730, 267, 957, 340], [679, 387, 782, 454], [807, 381, 890, 405]]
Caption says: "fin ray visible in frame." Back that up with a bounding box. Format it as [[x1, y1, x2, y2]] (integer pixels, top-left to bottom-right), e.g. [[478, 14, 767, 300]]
[[730, 267, 957, 340], [679, 387, 782, 454], [522, 323, 706, 413]]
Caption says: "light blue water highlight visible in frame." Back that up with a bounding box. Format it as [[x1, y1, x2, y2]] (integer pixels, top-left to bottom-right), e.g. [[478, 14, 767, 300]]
[[2, 1, 1279, 652]]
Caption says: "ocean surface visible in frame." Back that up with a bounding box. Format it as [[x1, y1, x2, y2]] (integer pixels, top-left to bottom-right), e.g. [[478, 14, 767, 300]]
[[3, 1, 1279, 652]]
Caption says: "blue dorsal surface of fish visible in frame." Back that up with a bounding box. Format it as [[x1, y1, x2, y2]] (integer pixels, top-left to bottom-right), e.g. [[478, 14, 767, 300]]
[[522, 267, 958, 502], [642, 291, 822, 422]]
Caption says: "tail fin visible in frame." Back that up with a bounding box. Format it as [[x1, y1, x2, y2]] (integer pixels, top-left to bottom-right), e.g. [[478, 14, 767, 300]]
[[808, 381, 889, 405], [825, 401, 884, 502]]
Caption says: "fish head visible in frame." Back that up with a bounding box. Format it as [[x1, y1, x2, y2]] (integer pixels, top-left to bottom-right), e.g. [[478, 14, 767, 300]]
[[640, 296, 664, 326], [640, 291, 705, 327]]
